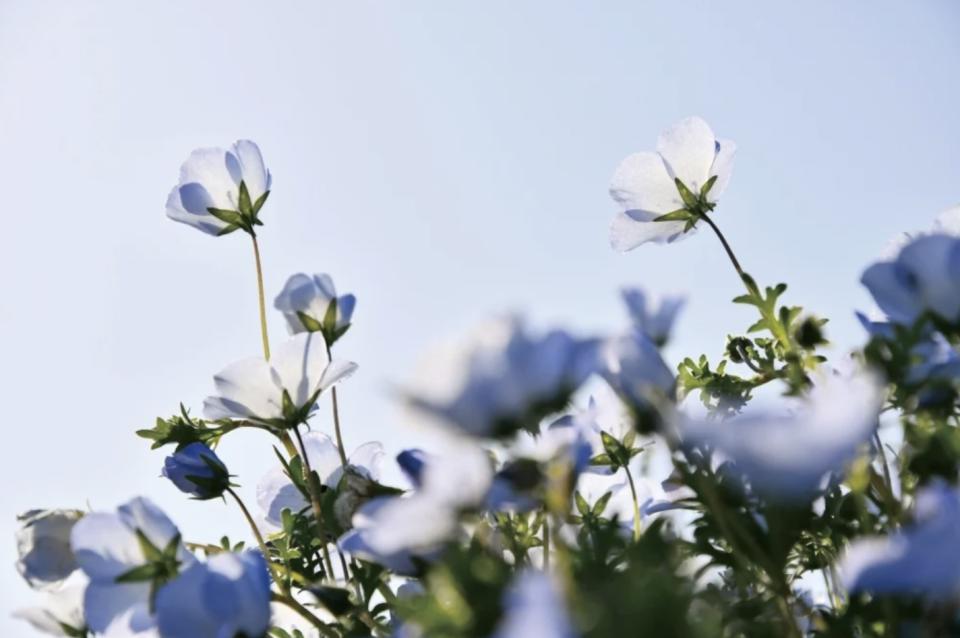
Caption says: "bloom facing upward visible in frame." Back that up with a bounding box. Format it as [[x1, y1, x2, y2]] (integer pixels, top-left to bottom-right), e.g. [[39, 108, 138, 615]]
[[203, 332, 357, 426], [70, 497, 193, 637], [166, 140, 271, 236], [16, 508, 83, 590], [609, 116, 736, 251], [405, 316, 597, 438], [162, 442, 231, 500], [155, 551, 271, 638], [274, 272, 356, 345]]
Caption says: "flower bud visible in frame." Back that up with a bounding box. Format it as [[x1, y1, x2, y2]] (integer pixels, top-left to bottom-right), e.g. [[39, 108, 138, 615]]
[[162, 442, 230, 500], [16, 509, 83, 590]]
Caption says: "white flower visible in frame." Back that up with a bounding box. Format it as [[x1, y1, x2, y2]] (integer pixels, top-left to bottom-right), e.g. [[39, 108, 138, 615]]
[[862, 234, 960, 325], [70, 497, 192, 637], [13, 574, 87, 636], [203, 332, 357, 424], [155, 551, 271, 638], [601, 331, 676, 415], [275, 273, 356, 342], [166, 140, 271, 236], [16, 509, 83, 590], [257, 432, 384, 527], [620, 288, 685, 346], [842, 481, 960, 598], [339, 440, 493, 572], [681, 370, 883, 501], [492, 571, 577, 638], [405, 316, 597, 438], [609, 116, 736, 251]]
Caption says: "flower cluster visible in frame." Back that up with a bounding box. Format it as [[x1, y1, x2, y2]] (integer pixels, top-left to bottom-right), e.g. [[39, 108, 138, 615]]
[[15, 120, 960, 638]]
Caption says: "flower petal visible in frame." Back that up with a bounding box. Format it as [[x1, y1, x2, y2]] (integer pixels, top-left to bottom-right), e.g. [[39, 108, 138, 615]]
[[270, 333, 331, 407], [70, 514, 143, 581], [656, 116, 718, 193], [707, 138, 736, 202], [609, 211, 688, 252], [231, 140, 271, 199], [207, 357, 281, 420], [609, 151, 680, 216]]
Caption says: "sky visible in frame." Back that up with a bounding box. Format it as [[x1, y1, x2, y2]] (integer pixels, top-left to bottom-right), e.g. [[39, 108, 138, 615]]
[[2, 0, 959, 633]]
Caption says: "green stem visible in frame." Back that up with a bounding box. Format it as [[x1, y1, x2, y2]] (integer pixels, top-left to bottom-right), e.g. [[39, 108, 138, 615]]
[[699, 210, 745, 278], [251, 235, 271, 361], [225, 487, 287, 591], [326, 344, 349, 467], [542, 515, 551, 568], [623, 465, 644, 542], [292, 425, 337, 581]]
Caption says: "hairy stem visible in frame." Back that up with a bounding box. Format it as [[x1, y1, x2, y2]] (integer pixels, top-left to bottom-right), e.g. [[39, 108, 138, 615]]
[[623, 465, 644, 542], [699, 210, 745, 279], [292, 425, 337, 580], [225, 487, 287, 590]]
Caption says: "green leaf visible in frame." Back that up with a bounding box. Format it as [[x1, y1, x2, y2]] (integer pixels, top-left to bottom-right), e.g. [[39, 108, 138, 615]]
[[296, 311, 324, 333], [309, 585, 354, 616], [700, 174, 718, 197], [653, 209, 692, 223], [206, 207, 244, 226], [592, 490, 614, 516], [252, 189, 270, 214], [115, 562, 158, 584], [575, 491, 590, 516]]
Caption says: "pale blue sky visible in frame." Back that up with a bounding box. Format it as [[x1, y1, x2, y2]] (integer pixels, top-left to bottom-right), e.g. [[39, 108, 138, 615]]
[[2, 1, 959, 632]]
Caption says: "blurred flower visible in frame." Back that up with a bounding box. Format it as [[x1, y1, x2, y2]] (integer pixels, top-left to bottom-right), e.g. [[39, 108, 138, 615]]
[[620, 288, 685, 346], [601, 331, 676, 428], [492, 570, 577, 638], [339, 440, 493, 573], [681, 369, 883, 501], [842, 481, 960, 598], [257, 432, 384, 527], [862, 234, 960, 326], [405, 316, 597, 438], [70, 497, 192, 637], [203, 332, 357, 425], [155, 551, 271, 638], [396, 449, 428, 488], [275, 273, 356, 346], [609, 116, 735, 251], [13, 575, 87, 637], [166, 140, 271, 236], [16, 509, 83, 590], [549, 388, 634, 476], [162, 442, 230, 500]]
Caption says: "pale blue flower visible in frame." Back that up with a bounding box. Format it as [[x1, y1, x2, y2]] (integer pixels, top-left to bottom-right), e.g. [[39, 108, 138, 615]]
[[861, 234, 960, 326], [257, 432, 383, 527], [70, 497, 192, 637], [620, 288, 685, 346], [492, 571, 577, 638], [609, 116, 736, 251], [155, 551, 271, 638], [203, 332, 357, 424], [396, 449, 428, 488], [16, 509, 83, 590], [601, 331, 676, 415], [275, 273, 356, 344], [681, 370, 883, 501], [13, 574, 87, 637], [405, 316, 597, 438], [166, 140, 271, 236], [842, 481, 960, 598], [339, 441, 492, 572], [162, 443, 230, 500]]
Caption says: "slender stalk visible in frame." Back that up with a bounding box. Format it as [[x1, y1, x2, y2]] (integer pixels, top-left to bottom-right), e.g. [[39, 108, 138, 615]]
[[699, 210, 745, 278], [874, 431, 898, 524], [292, 425, 337, 580], [325, 344, 349, 467], [251, 235, 271, 361], [271, 592, 337, 638], [623, 465, 644, 542], [225, 487, 286, 588]]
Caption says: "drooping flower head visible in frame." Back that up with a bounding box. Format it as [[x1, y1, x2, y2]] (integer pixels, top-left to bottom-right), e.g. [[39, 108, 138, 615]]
[[203, 332, 357, 427], [681, 369, 883, 502], [275, 272, 357, 346], [70, 497, 192, 636], [162, 442, 231, 500], [842, 481, 960, 599], [16, 509, 84, 591], [405, 316, 597, 438], [166, 140, 271, 236], [155, 551, 271, 638], [609, 116, 735, 251]]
